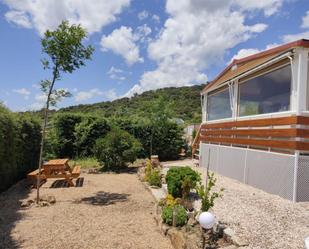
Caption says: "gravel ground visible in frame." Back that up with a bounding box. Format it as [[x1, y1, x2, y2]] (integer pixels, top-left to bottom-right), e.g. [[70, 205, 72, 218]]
[[162, 160, 309, 249], [0, 171, 173, 249]]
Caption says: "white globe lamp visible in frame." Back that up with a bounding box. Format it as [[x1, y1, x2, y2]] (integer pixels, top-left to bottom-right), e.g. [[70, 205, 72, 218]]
[[198, 212, 215, 229], [305, 236, 309, 249]]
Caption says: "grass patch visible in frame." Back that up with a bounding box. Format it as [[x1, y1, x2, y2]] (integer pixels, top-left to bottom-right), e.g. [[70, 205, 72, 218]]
[[69, 157, 100, 169]]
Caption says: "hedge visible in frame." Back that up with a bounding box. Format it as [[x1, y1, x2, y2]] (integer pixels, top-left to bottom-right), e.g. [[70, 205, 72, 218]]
[[0, 105, 41, 192]]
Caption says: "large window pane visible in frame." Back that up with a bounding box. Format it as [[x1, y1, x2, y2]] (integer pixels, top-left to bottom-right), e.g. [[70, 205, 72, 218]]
[[238, 65, 291, 116], [207, 87, 232, 121]]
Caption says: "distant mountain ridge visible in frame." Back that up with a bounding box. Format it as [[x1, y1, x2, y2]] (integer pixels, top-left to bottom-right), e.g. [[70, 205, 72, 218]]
[[58, 84, 205, 124]]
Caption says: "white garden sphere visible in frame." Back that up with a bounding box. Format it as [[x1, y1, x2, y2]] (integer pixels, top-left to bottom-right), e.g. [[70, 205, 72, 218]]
[[305, 236, 309, 249], [198, 212, 215, 229]]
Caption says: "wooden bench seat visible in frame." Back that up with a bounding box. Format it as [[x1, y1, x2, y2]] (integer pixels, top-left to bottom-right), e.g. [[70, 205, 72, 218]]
[[27, 169, 47, 188], [71, 166, 81, 178]]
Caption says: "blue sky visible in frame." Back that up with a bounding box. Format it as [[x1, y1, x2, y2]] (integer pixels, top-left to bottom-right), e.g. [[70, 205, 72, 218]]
[[0, 0, 309, 111]]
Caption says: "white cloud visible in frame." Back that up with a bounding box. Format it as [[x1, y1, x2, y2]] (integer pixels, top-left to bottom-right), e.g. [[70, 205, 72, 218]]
[[152, 14, 160, 23], [75, 88, 102, 102], [103, 89, 118, 100], [282, 31, 309, 43], [107, 66, 127, 81], [13, 88, 31, 100], [138, 10, 149, 20], [302, 11, 309, 29], [123, 84, 143, 98], [282, 10, 309, 43], [29, 102, 44, 110], [5, 11, 32, 29], [3, 0, 131, 35], [229, 43, 281, 63], [233, 0, 284, 16], [32, 83, 40, 89], [100, 26, 144, 65], [74, 88, 117, 102], [230, 48, 261, 62], [125, 0, 271, 96], [35, 93, 47, 103]]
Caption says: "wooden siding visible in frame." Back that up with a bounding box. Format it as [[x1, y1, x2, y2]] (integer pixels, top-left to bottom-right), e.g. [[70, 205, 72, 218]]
[[195, 115, 309, 152]]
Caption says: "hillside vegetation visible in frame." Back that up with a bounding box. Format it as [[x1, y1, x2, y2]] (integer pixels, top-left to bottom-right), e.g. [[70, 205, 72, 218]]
[[59, 84, 205, 124]]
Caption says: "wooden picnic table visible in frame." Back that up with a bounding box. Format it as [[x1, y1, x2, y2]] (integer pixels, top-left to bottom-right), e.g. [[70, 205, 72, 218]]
[[27, 158, 81, 188]]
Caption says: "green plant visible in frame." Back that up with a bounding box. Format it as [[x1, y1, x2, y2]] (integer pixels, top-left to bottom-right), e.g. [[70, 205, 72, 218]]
[[148, 169, 162, 187], [166, 167, 201, 198], [161, 205, 187, 226], [95, 128, 142, 170], [144, 159, 152, 182], [69, 157, 100, 169], [196, 172, 224, 212]]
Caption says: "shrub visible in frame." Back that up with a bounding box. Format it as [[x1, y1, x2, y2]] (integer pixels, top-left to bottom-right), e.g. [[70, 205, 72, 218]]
[[196, 172, 224, 212], [74, 116, 110, 157], [0, 105, 41, 192], [166, 167, 201, 198], [144, 159, 152, 182], [148, 169, 162, 187], [162, 205, 187, 226], [95, 128, 142, 170]]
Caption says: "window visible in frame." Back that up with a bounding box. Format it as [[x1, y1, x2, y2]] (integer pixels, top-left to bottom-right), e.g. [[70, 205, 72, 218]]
[[238, 65, 291, 117], [207, 86, 232, 121]]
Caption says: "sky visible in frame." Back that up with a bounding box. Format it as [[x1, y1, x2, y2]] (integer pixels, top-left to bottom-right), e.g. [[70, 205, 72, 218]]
[[0, 0, 309, 111]]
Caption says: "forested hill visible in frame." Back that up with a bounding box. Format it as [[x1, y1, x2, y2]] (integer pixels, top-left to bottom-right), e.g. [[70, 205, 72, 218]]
[[59, 84, 205, 124]]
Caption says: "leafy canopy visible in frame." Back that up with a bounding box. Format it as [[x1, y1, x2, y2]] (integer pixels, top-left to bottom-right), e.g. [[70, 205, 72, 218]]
[[40, 20, 94, 106]]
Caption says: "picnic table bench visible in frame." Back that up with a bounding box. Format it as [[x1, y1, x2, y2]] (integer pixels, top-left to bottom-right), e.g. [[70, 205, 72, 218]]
[[27, 159, 81, 188]]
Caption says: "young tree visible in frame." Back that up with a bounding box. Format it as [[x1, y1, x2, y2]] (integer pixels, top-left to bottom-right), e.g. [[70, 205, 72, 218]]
[[36, 21, 94, 202]]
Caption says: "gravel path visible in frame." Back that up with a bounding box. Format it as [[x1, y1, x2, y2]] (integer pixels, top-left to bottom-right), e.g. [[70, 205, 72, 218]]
[[163, 160, 309, 249], [0, 172, 173, 249]]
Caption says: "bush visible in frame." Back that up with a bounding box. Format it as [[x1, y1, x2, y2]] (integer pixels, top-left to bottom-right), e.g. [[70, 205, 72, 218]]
[[0, 105, 41, 192], [166, 166, 201, 198], [162, 205, 187, 226], [74, 116, 110, 157], [95, 128, 142, 170], [148, 169, 162, 187], [196, 172, 224, 212], [112, 117, 184, 161]]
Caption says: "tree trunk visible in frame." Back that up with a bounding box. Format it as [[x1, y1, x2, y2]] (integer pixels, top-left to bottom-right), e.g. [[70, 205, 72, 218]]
[[36, 68, 57, 203]]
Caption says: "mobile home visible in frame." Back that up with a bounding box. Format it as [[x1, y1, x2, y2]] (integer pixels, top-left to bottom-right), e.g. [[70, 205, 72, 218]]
[[193, 39, 309, 202]]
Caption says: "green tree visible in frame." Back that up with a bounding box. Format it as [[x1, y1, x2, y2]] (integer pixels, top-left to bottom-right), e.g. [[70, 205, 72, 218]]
[[95, 128, 142, 170], [74, 116, 110, 157], [36, 21, 94, 202]]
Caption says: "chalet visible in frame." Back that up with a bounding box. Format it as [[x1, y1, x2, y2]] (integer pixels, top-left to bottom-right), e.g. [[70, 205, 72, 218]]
[[193, 39, 309, 202]]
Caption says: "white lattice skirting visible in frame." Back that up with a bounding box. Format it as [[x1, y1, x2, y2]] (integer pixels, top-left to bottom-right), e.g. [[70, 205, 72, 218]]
[[200, 143, 309, 202]]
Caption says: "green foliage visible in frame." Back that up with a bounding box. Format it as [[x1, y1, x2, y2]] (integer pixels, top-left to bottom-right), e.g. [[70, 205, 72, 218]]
[[49, 113, 83, 158], [148, 169, 162, 187], [69, 157, 100, 169], [59, 84, 205, 124], [74, 116, 110, 157], [166, 167, 201, 198], [112, 116, 184, 161], [196, 172, 224, 212], [95, 128, 142, 170], [0, 105, 41, 192], [41, 20, 94, 74], [162, 205, 187, 226], [144, 159, 152, 182]]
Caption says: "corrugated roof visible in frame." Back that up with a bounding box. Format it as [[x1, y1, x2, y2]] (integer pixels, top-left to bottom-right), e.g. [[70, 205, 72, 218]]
[[202, 39, 309, 93]]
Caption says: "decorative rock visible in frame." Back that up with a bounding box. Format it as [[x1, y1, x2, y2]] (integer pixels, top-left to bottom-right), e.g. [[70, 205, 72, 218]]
[[39, 201, 50, 207], [232, 236, 249, 247], [20, 199, 34, 208], [47, 195, 56, 204], [220, 246, 238, 249], [223, 227, 235, 242]]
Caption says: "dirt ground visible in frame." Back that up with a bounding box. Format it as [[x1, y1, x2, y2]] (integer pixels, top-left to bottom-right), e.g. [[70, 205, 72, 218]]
[[0, 170, 173, 249]]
